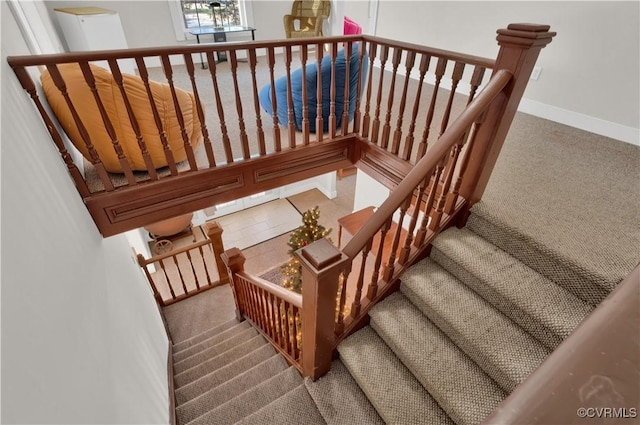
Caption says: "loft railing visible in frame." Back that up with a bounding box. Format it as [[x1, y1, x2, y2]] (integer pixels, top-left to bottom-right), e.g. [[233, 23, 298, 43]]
[[137, 222, 228, 306], [8, 24, 556, 380], [221, 24, 556, 380], [8, 33, 494, 236]]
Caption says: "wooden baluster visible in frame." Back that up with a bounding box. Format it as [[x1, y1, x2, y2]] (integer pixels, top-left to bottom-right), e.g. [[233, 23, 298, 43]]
[[198, 245, 211, 283], [439, 62, 465, 137], [273, 297, 282, 347], [292, 307, 301, 360], [334, 271, 349, 335], [78, 62, 136, 185], [229, 50, 251, 160], [284, 45, 297, 148], [402, 54, 430, 161], [45, 64, 115, 190], [108, 59, 158, 180], [185, 249, 201, 290], [430, 143, 462, 231], [297, 239, 350, 380], [352, 40, 367, 134], [371, 44, 389, 145], [382, 197, 411, 282], [300, 44, 310, 144], [467, 66, 486, 105], [381, 47, 402, 149], [137, 254, 163, 305], [315, 42, 324, 142], [283, 301, 293, 355], [340, 42, 353, 136], [267, 293, 278, 343], [221, 248, 246, 321], [205, 52, 233, 164], [446, 116, 484, 215], [172, 254, 189, 295], [250, 283, 263, 329], [160, 55, 198, 171], [248, 49, 267, 155], [328, 42, 338, 138], [264, 48, 281, 152], [368, 218, 391, 299], [184, 53, 216, 168], [416, 57, 447, 160], [399, 177, 430, 265], [391, 51, 416, 155], [414, 163, 445, 247], [350, 239, 372, 318], [204, 221, 228, 285], [361, 42, 377, 139], [12, 67, 90, 196], [158, 258, 176, 301], [135, 57, 178, 175]]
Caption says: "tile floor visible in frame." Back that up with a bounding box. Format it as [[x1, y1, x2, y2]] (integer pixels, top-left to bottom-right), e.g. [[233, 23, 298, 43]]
[[237, 173, 356, 275]]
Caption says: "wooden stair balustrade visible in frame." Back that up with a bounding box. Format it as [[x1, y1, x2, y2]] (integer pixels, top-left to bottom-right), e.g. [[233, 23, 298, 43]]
[[137, 221, 229, 306]]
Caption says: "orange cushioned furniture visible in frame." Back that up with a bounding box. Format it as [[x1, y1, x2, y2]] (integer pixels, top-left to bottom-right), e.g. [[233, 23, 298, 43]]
[[41, 63, 202, 173]]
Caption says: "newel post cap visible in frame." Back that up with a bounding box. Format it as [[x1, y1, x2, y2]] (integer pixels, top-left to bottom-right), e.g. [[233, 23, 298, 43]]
[[497, 23, 556, 48]]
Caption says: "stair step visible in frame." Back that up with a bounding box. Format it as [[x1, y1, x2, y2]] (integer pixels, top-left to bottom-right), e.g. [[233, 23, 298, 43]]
[[177, 354, 288, 424], [338, 326, 454, 425], [188, 366, 303, 425], [431, 227, 593, 350], [175, 343, 276, 405], [467, 203, 614, 306], [174, 335, 267, 388], [370, 292, 506, 425], [173, 321, 251, 361], [236, 384, 327, 425], [401, 258, 550, 392], [304, 359, 385, 425], [174, 326, 258, 373]]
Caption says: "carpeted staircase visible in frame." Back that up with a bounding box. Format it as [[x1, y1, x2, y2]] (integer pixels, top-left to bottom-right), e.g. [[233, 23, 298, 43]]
[[169, 200, 608, 424]]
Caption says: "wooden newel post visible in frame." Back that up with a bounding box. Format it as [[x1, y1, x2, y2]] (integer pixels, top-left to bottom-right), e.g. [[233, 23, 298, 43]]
[[296, 238, 351, 381], [458, 23, 556, 220], [204, 221, 229, 285], [221, 247, 246, 322]]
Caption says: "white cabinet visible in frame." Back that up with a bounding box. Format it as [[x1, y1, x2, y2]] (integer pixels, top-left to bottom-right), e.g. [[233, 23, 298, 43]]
[[54, 7, 136, 75]]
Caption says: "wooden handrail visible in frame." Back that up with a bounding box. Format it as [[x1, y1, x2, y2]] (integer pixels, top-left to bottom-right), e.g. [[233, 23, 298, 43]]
[[138, 237, 211, 265], [236, 271, 303, 308], [343, 69, 512, 259]]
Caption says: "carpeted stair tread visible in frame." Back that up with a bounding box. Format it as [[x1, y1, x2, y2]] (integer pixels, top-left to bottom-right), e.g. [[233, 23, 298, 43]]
[[431, 227, 593, 350], [173, 319, 247, 357], [174, 326, 259, 373], [401, 258, 550, 393], [177, 354, 289, 424], [236, 384, 327, 425], [304, 359, 385, 425], [175, 343, 276, 405], [188, 366, 303, 425], [338, 326, 454, 425], [370, 292, 506, 425], [174, 335, 267, 388]]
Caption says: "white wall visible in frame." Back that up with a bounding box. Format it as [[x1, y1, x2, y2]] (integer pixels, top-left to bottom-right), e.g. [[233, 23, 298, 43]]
[[373, 1, 640, 144], [1, 3, 169, 423]]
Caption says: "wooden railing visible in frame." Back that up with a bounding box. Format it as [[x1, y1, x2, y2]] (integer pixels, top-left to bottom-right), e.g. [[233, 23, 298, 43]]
[[8, 23, 556, 380], [222, 248, 303, 370], [137, 222, 228, 306], [9, 33, 494, 236], [222, 24, 555, 380]]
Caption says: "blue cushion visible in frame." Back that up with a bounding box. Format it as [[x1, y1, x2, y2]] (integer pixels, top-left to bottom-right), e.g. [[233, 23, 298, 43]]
[[259, 44, 368, 133]]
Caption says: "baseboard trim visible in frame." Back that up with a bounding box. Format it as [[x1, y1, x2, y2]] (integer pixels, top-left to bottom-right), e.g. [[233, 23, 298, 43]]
[[518, 98, 639, 146]]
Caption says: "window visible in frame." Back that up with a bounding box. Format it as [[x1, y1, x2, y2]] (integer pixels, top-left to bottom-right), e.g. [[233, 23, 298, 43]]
[[181, 0, 241, 29], [168, 0, 246, 41]]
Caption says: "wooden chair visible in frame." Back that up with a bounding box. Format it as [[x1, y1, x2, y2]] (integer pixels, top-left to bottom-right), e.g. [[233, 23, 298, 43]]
[[283, 0, 331, 39]]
